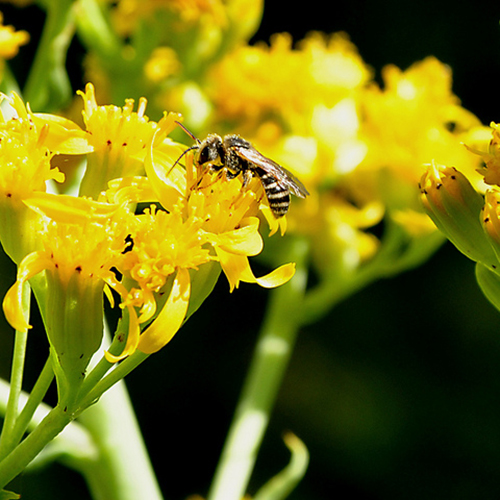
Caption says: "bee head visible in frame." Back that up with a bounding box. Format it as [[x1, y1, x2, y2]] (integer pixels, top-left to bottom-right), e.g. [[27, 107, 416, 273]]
[[197, 134, 225, 170]]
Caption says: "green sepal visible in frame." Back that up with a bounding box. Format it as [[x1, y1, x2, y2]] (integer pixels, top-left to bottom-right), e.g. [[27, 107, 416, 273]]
[[0, 199, 44, 266], [42, 270, 104, 402], [186, 260, 221, 322]]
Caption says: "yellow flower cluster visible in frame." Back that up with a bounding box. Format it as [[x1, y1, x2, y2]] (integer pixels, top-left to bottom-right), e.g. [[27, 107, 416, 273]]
[[110, 0, 227, 37], [207, 32, 370, 130], [1, 83, 294, 365], [199, 37, 485, 274], [0, 0, 487, 364], [82, 1, 485, 280], [419, 118, 500, 315]]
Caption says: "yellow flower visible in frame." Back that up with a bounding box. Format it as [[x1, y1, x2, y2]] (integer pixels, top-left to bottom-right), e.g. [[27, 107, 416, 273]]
[[360, 57, 484, 193], [207, 32, 370, 130], [143, 139, 296, 292], [144, 47, 182, 83], [77, 82, 180, 198], [110, 205, 212, 359], [465, 122, 500, 187], [2, 202, 131, 391], [0, 91, 90, 262], [2, 198, 127, 328], [420, 161, 496, 266], [118, 206, 210, 323], [0, 12, 29, 60], [110, 0, 227, 36]]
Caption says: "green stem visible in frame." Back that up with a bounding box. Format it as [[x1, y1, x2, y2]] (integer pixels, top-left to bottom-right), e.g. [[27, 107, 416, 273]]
[[76, 380, 163, 500], [23, 0, 76, 111], [302, 221, 444, 324], [0, 282, 31, 459], [0, 405, 71, 489], [206, 237, 309, 500], [77, 351, 149, 413], [74, 0, 122, 58], [5, 357, 54, 458]]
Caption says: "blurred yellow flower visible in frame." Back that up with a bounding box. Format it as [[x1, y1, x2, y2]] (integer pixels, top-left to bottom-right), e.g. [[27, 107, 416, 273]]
[[110, 0, 227, 36], [0, 12, 28, 60], [360, 57, 484, 192], [465, 121, 500, 186], [207, 32, 370, 130], [144, 46, 182, 83]]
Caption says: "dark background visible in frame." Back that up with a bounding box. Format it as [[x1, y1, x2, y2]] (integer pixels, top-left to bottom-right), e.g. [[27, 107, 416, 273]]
[[3, 1, 500, 499]]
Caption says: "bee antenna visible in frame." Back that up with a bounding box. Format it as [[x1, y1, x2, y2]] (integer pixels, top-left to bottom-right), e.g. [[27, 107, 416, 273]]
[[175, 121, 201, 144], [168, 144, 200, 176]]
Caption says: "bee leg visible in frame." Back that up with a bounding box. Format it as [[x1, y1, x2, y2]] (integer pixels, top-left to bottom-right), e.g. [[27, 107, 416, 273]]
[[241, 169, 253, 188], [196, 165, 226, 191], [190, 165, 212, 191], [224, 168, 239, 181]]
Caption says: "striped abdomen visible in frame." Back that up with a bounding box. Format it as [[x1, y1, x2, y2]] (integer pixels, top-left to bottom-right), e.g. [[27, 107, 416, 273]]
[[257, 169, 291, 218]]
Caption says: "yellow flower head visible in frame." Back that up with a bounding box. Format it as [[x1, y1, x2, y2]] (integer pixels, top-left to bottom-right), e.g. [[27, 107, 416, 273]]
[[0, 12, 29, 60], [465, 122, 500, 187], [360, 57, 483, 191], [2, 202, 132, 388], [0, 93, 65, 203], [144, 46, 182, 83], [3, 200, 129, 329], [143, 139, 296, 292], [118, 205, 211, 324], [79, 82, 176, 154], [77, 82, 180, 197], [110, 0, 227, 36], [207, 32, 370, 129]]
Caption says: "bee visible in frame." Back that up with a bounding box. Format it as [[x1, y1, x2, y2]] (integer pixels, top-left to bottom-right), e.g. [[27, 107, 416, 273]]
[[173, 122, 309, 218]]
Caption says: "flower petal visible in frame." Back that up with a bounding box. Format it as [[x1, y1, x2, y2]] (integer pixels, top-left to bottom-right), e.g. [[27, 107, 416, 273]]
[[144, 132, 186, 210], [240, 261, 296, 288], [216, 247, 296, 291], [211, 217, 263, 255], [32, 113, 93, 154], [24, 192, 119, 223], [3, 281, 31, 332], [137, 268, 191, 354], [2, 251, 52, 331], [215, 247, 248, 291], [104, 305, 141, 363]]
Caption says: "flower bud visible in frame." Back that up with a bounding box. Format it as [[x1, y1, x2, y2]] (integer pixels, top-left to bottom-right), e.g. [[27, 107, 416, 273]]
[[481, 189, 500, 261], [420, 162, 499, 268]]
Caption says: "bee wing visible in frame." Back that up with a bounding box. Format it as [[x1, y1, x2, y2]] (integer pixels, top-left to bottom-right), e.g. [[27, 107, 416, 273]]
[[233, 146, 310, 198]]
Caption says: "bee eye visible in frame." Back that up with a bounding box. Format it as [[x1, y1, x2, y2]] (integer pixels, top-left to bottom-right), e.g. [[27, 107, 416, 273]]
[[198, 141, 224, 166], [198, 146, 211, 165]]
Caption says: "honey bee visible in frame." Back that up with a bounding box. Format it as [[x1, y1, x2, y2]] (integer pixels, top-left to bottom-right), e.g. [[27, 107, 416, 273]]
[[174, 122, 309, 218]]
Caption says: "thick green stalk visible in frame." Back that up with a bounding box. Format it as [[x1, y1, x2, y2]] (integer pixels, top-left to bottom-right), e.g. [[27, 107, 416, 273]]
[[23, 0, 75, 111], [76, 380, 163, 500], [207, 237, 309, 500]]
